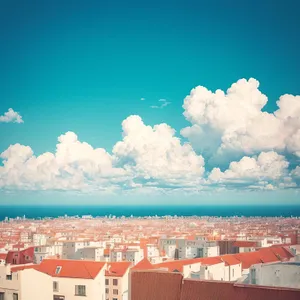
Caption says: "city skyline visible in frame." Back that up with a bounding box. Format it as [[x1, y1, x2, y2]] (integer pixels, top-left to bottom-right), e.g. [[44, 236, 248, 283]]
[[1, 1, 300, 205]]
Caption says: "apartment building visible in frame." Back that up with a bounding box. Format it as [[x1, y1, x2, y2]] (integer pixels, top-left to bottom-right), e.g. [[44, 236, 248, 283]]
[[0, 259, 107, 300], [159, 238, 178, 258], [32, 233, 48, 246], [105, 262, 131, 300], [110, 248, 143, 266], [82, 247, 106, 261], [5, 247, 34, 265], [34, 244, 63, 263], [247, 261, 300, 289], [0, 264, 52, 300]]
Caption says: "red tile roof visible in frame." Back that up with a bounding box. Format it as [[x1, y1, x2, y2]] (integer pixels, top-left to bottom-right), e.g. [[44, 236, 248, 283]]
[[11, 264, 38, 273], [233, 241, 257, 248], [269, 246, 294, 260], [197, 257, 223, 266], [105, 262, 131, 277], [0, 253, 7, 260], [220, 255, 241, 266], [154, 261, 186, 272], [131, 258, 155, 271], [38, 259, 106, 279], [233, 252, 263, 269]]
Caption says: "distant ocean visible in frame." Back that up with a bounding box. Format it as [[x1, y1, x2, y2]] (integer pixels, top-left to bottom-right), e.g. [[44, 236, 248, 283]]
[[0, 205, 300, 220]]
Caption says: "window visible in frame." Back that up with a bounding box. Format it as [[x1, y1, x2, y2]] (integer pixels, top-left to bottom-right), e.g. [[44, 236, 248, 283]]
[[13, 294, 18, 300], [6, 274, 12, 280], [113, 279, 118, 286], [53, 281, 59, 292], [105, 279, 109, 285], [105, 288, 109, 294], [0, 292, 4, 300], [55, 266, 62, 274], [75, 285, 86, 296], [113, 289, 118, 295], [113, 299, 118, 300], [53, 296, 65, 300]]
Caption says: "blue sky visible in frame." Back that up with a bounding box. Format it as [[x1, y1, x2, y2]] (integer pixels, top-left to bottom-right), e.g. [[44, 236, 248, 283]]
[[0, 0, 300, 205]]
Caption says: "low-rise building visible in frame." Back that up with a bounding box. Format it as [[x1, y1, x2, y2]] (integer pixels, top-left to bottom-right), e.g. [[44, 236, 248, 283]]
[[105, 262, 131, 300], [247, 261, 300, 289]]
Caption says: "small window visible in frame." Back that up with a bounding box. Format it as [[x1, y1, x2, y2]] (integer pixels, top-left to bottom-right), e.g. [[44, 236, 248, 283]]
[[113, 279, 118, 285], [6, 274, 12, 280], [105, 278, 109, 285], [75, 285, 86, 296], [53, 281, 59, 292], [113, 289, 118, 295], [55, 266, 62, 274], [105, 288, 109, 294], [13, 294, 18, 300]]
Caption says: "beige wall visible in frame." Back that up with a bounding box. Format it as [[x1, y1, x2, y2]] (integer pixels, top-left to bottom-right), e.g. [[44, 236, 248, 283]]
[[52, 268, 106, 300], [183, 263, 201, 278], [0, 265, 106, 300], [0, 265, 20, 300], [105, 269, 129, 300], [20, 269, 52, 300]]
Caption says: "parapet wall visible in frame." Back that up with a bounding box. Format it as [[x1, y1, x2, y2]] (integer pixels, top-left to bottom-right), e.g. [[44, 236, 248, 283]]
[[131, 270, 300, 300]]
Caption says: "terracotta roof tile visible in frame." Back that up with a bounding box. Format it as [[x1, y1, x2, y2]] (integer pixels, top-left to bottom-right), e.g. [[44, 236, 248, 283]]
[[131, 258, 155, 271], [38, 259, 106, 279], [220, 255, 241, 266], [0, 253, 7, 260], [105, 262, 131, 277], [233, 241, 257, 248], [11, 264, 38, 273]]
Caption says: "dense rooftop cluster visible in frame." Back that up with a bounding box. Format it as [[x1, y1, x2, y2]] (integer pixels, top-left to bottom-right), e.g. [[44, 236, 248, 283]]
[[0, 215, 299, 299]]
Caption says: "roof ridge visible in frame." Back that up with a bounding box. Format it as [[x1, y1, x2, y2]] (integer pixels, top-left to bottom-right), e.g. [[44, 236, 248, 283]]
[[83, 261, 94, 279]]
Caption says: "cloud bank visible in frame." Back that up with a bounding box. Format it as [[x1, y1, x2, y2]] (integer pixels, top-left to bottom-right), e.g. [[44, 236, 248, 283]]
[[0, 78, 299, 195]]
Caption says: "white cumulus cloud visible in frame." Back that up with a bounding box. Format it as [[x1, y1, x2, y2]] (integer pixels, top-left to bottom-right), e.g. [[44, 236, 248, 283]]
[[0, 108, 23, 123], [0, 132, 127, 191], [181, 78, 300, 158], [208, 151, 291, 189], [113, 115, 205, 185], [0, 116, 205, 192]]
